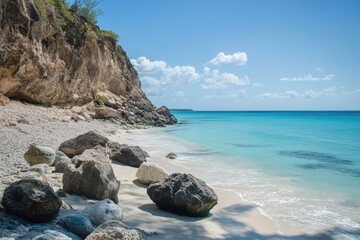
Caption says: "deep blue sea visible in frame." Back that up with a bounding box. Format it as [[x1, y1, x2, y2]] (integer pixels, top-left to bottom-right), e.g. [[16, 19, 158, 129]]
[[167, 111, 360, 238]]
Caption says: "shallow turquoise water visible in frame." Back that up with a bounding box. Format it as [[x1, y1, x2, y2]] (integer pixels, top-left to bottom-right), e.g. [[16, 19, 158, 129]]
[[167, 111, 360, 237]]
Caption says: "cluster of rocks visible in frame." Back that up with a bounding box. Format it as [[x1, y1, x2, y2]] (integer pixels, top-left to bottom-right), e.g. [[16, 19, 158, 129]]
[[0, 130, 218, 239], [0, 131, 149, 239]]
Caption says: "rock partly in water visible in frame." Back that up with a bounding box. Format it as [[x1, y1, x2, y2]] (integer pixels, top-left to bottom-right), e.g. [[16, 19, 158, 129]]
[[32, 230, 73, 240], [136, 162, 169, 185], [2, 179, 62, 222], [107, 142, 147, 167], [59, 131, 109, 157], [147, 173, 218, 217], [156, 106, 177, 124], [166, 152, 177, 159], [24, 144, 56, 166], [85, 221, 147, 240], [62, 146, 120, 203], [82, 199, 124, 227], [58, 214, 95, 239]]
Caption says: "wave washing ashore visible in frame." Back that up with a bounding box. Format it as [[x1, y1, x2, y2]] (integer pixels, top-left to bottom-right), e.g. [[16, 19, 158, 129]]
[[121, 111, 360, 239]]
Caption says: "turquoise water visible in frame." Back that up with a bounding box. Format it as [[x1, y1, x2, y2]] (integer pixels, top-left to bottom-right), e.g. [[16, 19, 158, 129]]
[[167, 111, 360, 238]]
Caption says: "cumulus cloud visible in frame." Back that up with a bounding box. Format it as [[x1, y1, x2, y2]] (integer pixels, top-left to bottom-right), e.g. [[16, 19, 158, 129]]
[[209, 52, 248, 66], [132, 57, 250, 95], [202, 68, 250, 89], [130, 57, 166, 74], [258, 87, 346, 99], [280, 73, 334, 81]]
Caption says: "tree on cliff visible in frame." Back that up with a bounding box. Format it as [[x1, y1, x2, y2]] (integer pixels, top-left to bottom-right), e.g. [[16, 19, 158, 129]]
[[72, 0, 102, 24]]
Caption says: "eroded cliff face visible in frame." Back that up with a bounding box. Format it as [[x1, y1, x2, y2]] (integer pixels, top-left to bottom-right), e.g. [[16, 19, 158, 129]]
[[0, 0, 176, 125]]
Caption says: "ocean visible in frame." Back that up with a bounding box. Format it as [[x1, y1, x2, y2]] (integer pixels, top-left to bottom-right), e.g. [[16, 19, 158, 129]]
[[165, 111, 360, 239]]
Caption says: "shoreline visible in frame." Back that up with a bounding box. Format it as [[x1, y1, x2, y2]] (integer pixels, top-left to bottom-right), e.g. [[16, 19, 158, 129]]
[[0, 101, 355, 239], [109, 128, 336, 239]]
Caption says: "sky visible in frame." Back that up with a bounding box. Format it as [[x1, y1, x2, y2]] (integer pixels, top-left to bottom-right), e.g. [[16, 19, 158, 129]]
[[94, 0, 359, 110]]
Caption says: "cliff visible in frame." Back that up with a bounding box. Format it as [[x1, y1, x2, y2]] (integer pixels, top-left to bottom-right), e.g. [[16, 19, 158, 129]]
[[0, 0, 176, 125]]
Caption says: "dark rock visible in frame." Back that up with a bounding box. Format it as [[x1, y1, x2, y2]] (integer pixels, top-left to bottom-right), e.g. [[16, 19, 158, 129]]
[[2, 179, 62, 222], [59, 131, 109, 157], [166, 152, 177, 159], [147, 173, 218, 217], [62, 146, 120, 203], [107, 142, 147, 167], [85, 221, 147, 240], [24, 144, 56, 166], [82, 199, 124, 226], [58, 214, 95, 239], [156, 106, 177, 124], [56, 189, 67, 198]]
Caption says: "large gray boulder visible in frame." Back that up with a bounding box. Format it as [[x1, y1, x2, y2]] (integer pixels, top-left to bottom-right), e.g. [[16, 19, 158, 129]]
[[136, 162, 168, 185], [62, 146, 120, 203], [24, 144, 56, 166], [147, 173, 218, 217], [59, 131, 109, 157], [2, 179, 62, 222], [107, 142, 147, 167], [58, 214, 95, 239], [82, 199, 124, 227], [85, 221, 147, 240]]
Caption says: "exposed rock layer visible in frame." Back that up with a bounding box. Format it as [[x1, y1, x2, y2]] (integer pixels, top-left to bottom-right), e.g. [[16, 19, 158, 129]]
[[0, 0, 176, 125]]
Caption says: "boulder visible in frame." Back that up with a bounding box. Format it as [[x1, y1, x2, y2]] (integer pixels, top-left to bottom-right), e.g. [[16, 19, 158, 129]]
[[59, 131, 109, 157], [58, 214, 95, 239], [24, 144, 56, 166], [147, 173, 218, 217], [62, 146, 120, 203], [136, 162, 169, 185], [94, 106, 122, 118], [85, 221, 147, 240], [166, 152, 177, 159], [2, 179, 62, 222], [82, 199, 124, 226], [32, 230, 73, 240], [54, 150, 71, 173], [107, 142, 147, 167]]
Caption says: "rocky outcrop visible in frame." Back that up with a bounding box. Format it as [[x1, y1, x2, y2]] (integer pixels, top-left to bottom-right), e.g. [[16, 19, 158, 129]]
[[2, 179, 62, 222], [24, 144, 56, 166], [147, 173, 218, 217], [0, 0, 177, 126], [136, 162, 169, 185], [82, 199, 124, 227], [107, 142, 147, 167], [85, 221, 147, 240], [62, 146, 120, 203], [59, 131, 109, 157]]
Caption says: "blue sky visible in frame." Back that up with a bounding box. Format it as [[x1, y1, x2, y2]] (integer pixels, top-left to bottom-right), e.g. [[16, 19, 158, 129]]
[[94, 0, 359, 110]]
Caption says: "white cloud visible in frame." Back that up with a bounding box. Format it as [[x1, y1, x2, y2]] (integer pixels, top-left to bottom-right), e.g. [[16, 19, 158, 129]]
[[203, 90, 246, 99], [315, 67, 324, 72], [258, 87, 345, 99], [209, 52, 248, 66], [132, 57, 250, 93], [202, 69, 250, 89], [130, 57, 166, 74], [253, 82, 263, 87], [280, 73, 334, 81]]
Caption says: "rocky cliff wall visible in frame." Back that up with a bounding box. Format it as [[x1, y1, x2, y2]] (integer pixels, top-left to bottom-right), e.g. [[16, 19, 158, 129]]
[[0, 0, 176, 125]]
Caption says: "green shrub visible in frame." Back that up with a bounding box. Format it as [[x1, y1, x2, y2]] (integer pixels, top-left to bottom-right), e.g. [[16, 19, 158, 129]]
[[101, 30, 119, 41]]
